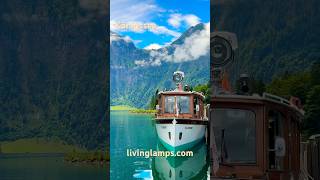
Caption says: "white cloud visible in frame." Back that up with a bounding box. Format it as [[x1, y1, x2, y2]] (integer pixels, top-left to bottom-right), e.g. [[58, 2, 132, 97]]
[[110, 31, 122, 42], [110, 32, 133, 43], [167, 13, 201, 28], [135, 22, 210, 66], [170, 22, 209, 62], [133, 39, 142, 45], [134, 60, 149, 67], [167, 14, 182, 28], [123, 36, 133, 42], [110, 21, 149, 33], [111, 0, 162, 22], [111, 20, 181, 38], [150, 25, 181, 37], [144, 43, 163, 50], [184, 14, 201, 27]]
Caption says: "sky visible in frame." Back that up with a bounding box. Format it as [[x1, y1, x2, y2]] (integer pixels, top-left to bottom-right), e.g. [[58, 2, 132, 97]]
[[110, 0, 210, 49]]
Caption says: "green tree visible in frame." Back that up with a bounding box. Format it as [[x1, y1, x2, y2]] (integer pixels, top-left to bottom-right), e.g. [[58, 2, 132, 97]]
[[310, 61, 320, 85], [266, 72, 311, 104], [193, 83, 210, 104], [304, 85, 320, 136], [265, 64, 320, 136], [251, 79, 266, 95], [149, 90, 158, 109]]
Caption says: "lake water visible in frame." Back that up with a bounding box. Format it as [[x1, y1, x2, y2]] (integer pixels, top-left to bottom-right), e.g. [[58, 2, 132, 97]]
[[0, 154, 108, 180], [110, 111, 210, 180]]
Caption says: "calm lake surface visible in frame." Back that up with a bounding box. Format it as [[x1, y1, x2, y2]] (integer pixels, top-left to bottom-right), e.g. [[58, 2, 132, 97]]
[[0, 154, 108, 180], [110, 111, 210, 180]]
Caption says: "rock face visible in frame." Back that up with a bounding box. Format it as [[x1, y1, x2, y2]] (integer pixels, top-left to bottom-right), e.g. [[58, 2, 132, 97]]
[[0, 0, 108, 149]]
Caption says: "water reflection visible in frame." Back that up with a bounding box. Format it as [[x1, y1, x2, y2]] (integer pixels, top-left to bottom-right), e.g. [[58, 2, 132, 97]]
[[133, 141, 209, 180]]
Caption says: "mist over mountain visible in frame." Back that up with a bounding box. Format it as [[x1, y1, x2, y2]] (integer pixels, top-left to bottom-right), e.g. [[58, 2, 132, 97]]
[[110, 23, 210, 108], [112, 0, 320, 108]]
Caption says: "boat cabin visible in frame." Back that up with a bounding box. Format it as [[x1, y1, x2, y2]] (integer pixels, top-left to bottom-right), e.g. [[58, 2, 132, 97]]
[[156, 91, 206, 120], [209, 93, 303, 180]]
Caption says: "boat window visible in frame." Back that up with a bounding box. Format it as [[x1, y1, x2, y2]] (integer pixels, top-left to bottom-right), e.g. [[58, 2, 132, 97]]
[[164, 96, 175, 113], [177, 96, 190, 114], [268, 110, 285, 170], [194, 97, 198, 114], [211, 108, 256, 163]]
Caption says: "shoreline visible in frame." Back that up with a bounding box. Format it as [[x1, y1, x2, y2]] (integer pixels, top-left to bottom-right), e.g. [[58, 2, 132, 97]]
[[128, 109, 156, 114], [0, 138, 109, 165], [110, 105, 156, 114], [0, 152, 110, 166]]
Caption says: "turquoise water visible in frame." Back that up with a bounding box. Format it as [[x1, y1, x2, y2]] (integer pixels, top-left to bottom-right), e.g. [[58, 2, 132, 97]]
[[110, 111, 209, 180], [0, 154, 107, 180]]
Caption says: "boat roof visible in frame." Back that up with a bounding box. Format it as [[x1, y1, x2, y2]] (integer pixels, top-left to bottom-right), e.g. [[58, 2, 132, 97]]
[[211, 92, 304, 116], [158, 90, 205, 99]]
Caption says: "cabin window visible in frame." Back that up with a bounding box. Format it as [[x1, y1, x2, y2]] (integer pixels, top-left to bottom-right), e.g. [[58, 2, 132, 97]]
[[268, 110, 285, 170], [177, 96, 190, 114], [164, 96, 175, 113], [211, 108, 256, 163], [194, 97, 199, 114]]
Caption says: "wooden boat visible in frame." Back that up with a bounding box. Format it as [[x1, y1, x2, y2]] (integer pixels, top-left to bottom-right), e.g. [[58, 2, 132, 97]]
[[155, 71, 208, 151], [209, 31, 309, 179], [209, 93, 304, 179]]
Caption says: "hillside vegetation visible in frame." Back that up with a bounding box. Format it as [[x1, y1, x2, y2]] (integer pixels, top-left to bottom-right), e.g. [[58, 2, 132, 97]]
[[111, 0, 319, 109], [0, 0, 108, 150]]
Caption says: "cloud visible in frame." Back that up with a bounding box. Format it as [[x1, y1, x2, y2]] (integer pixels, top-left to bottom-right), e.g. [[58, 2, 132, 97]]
[[134, 60, 149, 67], [171, 22, 209, 62], [132, 39, 142, 45], [168, 13, 201, 28], [110, 32, 133, 43], [111, 20, 181, 38], [135, 22, 210, 66], [184, 14, 201, 27], [167, 14, 182, 28], [111, 0, 162, 22], [149, 25, 181, 37], [144, 43, 163, 50], [110, 20, 149, 33]]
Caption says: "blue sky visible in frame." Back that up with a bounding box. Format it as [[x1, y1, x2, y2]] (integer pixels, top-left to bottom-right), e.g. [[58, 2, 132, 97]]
[[110, 0, 210, 49]]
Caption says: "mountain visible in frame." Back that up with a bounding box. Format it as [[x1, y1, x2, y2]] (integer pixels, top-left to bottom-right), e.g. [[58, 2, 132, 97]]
[[110, 23, 210, 108], [212, 0, 320, 81], [0, 0, 108, 149], [111, 0, 320, 108]]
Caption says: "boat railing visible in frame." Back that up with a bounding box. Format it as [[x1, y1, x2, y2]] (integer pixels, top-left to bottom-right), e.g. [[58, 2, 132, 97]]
[[262, 93, 304, 115]]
